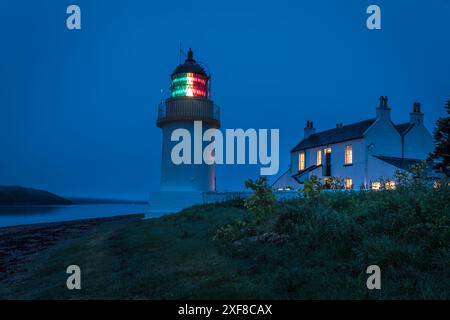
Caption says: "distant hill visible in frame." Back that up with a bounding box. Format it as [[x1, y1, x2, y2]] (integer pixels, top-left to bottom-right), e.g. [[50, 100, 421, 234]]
[[70, 197, 148, 205], [0, 186, 72, 205]]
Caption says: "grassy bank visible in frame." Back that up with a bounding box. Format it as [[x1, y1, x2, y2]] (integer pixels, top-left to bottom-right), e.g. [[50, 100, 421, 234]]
[[0, 187, 449, 299]]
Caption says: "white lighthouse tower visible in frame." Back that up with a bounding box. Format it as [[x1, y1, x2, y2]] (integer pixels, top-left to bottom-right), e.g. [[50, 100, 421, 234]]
[[147, 49, 220, 214]]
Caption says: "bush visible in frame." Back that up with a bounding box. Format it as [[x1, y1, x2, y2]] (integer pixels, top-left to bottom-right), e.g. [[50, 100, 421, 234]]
[[212, 219, 253, 257], [214, 178, 450, 299], [302, 175, 322, 198], [244, 177, 276, 221]]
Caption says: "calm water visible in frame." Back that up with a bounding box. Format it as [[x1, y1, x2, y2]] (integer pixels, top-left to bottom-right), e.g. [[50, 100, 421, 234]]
[[0, 204, 155, 228]]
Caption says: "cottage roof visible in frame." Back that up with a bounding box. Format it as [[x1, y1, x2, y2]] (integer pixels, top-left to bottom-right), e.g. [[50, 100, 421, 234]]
[[291, 119, 414, 152], [373, 155, 422, 172]]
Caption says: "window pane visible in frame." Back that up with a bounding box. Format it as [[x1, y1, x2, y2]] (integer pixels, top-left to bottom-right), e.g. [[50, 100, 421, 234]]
[[345, 145, 352, 165], [298, 152, 305, 170]]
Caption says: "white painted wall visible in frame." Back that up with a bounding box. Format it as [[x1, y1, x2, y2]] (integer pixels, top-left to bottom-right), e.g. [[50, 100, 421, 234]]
[[403, 124, 434, 159], [366, 156, 399, 185], [288, 138, 367, 189], [364, 119, 402, 158], [272, 168, 301, 189], [160, 121, 215, 192], [276, 105, 434, 191], [332, 139, 366, 189]]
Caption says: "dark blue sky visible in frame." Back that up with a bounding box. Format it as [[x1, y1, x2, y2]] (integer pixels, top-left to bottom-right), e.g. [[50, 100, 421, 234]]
[[1, 0, 449, 199]]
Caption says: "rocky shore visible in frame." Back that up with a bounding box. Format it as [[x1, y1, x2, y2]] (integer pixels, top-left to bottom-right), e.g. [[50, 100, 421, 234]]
[[0, 214, 143, 283]]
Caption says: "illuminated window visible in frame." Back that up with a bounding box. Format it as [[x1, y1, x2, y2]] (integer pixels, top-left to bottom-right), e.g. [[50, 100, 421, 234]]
[[371, 182, 381, 190], [298, 152, 305, 171], [316, 150, 322, 165], [345, 145, 352, 165], [345, 178, 353, 189], [385, 181, 396, 190]]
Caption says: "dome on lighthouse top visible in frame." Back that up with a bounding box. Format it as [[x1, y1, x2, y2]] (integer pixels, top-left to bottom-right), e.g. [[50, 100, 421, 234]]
[[171, 48, 207, 77], [171, 49, 209, 98]]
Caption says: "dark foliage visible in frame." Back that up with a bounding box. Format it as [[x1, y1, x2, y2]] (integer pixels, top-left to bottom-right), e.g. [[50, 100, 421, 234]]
[[429, 100, 450, 176], [214, 182, 450, 299]]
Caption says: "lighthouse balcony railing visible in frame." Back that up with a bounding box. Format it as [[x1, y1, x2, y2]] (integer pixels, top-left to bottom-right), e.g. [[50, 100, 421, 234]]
[[157, 97, 220, 127]]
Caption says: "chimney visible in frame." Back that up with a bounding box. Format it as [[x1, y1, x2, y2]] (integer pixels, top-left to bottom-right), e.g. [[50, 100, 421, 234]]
[[376, 96, 391, 121], [304, 120, 316, 139], [336, 122, 343, 128], [410, 102, 424, 126]]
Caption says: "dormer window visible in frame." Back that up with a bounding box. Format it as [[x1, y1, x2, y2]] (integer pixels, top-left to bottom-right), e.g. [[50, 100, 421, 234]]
[[345, 145, 352, 165], [316, 150, 322, 166], [298, 152, 305, 171]]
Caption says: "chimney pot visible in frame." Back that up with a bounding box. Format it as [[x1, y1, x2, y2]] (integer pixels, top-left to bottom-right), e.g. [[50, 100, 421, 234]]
[[410, 102, 424, 125], [304, 120, 316, 139], [378, 96, 389, 108], [376, 96, 391, 121]]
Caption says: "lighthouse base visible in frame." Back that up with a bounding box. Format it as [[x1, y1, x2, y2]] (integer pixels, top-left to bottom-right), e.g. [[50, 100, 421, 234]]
[[144, 191, 204, 218]]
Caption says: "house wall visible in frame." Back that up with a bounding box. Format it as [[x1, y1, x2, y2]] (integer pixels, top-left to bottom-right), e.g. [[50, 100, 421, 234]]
[[364, 119, 402, 158], [280, 105, 434, 191], [403, 124, 434, 159], [366, 156, 399, 185], [287, 138, 404, 190], [272, 168, 301, 189], [289, 138, 367, 189], [290, 151, 299, 176]]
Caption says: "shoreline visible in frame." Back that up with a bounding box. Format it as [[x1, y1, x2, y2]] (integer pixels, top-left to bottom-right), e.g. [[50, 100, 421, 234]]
[[0, 214, 144, 282], [0, 203, 150, 229]]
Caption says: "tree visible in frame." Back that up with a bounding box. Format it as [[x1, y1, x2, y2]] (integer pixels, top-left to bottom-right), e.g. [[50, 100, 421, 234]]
[[429, 100, 450, 176]]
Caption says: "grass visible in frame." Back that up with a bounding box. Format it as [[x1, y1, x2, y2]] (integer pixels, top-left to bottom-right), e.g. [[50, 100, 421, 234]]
[[0, 203, 257, 299], [0, 187, 449, 299]]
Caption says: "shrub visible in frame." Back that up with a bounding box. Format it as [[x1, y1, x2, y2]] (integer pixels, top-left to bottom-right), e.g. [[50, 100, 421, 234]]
[[302, 175, 322, 198], [244, 177, 276, 221], [275, 210, 301, 235], [213, 219, 252, 257], [214, 176, 450, 298], [322, 176, 345, 190]]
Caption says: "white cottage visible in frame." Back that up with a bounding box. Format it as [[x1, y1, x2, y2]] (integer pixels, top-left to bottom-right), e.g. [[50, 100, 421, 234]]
[[273, 97, 434, 190]]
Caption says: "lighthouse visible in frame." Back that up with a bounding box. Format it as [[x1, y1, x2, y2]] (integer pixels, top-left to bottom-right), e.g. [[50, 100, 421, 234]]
[[148, 49, 220, 213]]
